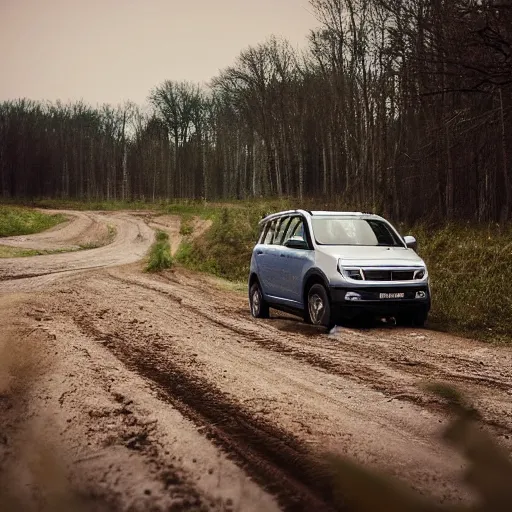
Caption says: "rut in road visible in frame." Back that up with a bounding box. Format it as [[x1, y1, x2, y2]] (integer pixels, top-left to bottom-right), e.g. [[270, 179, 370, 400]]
[[51, 269, 480, 505], [106, 269, 512, 437], [72, 310, 341, 512]]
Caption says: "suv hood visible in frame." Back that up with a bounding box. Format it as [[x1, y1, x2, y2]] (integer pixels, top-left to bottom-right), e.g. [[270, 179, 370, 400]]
[[318, 245, 425, 267]]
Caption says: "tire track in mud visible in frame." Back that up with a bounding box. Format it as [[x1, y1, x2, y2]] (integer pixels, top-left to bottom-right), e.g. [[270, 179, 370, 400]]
[[151, 272, 512, 398], [105, 271, 512, 437], [107, 272, 379, 380], [109, 273, 510, 392], [71, 314, 341, 512]]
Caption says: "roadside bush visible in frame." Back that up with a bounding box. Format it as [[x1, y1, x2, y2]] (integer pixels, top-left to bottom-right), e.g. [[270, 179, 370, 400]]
[[176, 207, 261, 281], [179, 215, 194, 236], [145, 230, 173, 272]]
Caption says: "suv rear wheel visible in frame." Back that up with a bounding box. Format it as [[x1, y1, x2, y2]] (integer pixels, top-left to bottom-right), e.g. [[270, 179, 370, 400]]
[[305, 284, 333, 329], [249, 282, 270, 319]]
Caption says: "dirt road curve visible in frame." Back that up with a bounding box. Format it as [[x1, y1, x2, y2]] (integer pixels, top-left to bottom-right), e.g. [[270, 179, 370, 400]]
[[1, 211, 511, 511], [0, 211, 154, 290], [0, 210, 112, 252]]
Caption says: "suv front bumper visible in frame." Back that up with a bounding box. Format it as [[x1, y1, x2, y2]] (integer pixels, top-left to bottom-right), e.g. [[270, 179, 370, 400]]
[[329, 285, 430, 319]]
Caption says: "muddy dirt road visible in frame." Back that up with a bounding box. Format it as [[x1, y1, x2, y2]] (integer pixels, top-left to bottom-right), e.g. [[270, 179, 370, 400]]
[[1, 211, 511, 511]]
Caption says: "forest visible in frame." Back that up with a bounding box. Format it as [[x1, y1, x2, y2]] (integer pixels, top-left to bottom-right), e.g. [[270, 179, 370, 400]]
[[1, 0, 511, 223]]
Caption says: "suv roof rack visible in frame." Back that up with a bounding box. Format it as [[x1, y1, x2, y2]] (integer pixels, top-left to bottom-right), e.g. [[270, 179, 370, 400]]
[[258, 209, 310, 225], [309, 211, 364, 216]]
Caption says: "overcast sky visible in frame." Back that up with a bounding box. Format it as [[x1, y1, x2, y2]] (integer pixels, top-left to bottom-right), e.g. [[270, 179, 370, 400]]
[[0, 0, 316, 106]]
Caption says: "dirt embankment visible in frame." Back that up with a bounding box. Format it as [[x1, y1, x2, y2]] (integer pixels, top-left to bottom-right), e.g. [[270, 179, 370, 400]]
[[1, 211, 511, 511]]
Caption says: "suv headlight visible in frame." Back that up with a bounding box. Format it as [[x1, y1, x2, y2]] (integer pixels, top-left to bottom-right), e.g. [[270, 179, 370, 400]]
[[414, 268, 427, 280], [338, 260, 363, 280], [346, 269, 364, 280]]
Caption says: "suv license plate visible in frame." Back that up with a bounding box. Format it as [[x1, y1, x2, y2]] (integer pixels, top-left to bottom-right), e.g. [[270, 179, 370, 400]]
[[380, 292, 405, 299]]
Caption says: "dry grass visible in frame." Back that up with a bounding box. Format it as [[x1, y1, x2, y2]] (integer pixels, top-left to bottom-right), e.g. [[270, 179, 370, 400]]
[[178, 214, 194, 236], [410, 223, 512, 342], [0, 245, 78, 258], [0, 245, 41, 258]]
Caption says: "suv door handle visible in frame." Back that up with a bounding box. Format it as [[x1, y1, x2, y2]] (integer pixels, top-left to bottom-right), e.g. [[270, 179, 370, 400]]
[[256, 250, 264, 255], [280, 253, 285, 258]]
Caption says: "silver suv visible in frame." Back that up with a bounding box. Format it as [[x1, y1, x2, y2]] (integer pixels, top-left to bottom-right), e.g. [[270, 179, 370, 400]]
[[248, 210, 430, 329]]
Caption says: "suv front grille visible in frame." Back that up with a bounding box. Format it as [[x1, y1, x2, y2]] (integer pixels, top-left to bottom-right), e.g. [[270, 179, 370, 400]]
[[344, 268, 420, 282], [363, 270, 391, 281], [391, 270, 415, 280]]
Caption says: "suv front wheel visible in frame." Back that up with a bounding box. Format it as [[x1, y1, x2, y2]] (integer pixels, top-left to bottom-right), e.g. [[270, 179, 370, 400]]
[[249, 282, 270, 319], [305, 284, 333, 329]]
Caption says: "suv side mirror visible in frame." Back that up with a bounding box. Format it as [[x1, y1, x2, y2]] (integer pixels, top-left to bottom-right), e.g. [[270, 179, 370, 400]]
[[284, 238, 309, 250], [404, 235, 417, 251]]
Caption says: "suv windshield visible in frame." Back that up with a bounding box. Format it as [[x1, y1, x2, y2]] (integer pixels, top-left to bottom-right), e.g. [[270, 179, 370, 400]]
[[311, 217, 403, 247]]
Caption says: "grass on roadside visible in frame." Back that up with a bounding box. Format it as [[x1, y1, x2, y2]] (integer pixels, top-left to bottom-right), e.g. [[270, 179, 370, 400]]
[[179, 214, 194, 236], [175, 207, 261, 280], [6, 197, 220, 214], [411, 223, 512, 342], [5, 198, 164, 212], [0, 246, 41, 258], [145, 230, 173, 272], [0, 206, 66, 237]]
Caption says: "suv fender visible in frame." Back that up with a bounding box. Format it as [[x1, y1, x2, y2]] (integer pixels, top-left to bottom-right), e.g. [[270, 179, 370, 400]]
[[249, 272, 260, 289], [302, 268, 330, 306]]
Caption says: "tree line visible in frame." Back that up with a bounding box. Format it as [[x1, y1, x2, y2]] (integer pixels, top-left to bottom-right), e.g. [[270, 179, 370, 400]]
[[1, 0, 511, 223]]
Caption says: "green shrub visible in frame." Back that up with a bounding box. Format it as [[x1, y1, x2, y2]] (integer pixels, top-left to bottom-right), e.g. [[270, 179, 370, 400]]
[[145, 230, 173, 272], [176, 207, 262, 281], [179, 215, 194, 236]]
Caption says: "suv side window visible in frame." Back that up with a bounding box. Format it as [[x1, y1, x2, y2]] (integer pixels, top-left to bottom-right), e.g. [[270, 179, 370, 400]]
[[258, 222, 269, 244], [272, 216, 291, 245], [282, 216, 304, 246], [263, 219, 277, 244]]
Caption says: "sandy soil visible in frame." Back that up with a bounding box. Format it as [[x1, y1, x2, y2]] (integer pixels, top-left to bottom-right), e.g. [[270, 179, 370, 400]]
[[1, 211, 511, 511]]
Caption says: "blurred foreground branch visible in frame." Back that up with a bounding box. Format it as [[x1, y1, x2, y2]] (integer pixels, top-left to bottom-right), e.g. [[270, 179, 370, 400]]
[[327, 383, 512, 511]]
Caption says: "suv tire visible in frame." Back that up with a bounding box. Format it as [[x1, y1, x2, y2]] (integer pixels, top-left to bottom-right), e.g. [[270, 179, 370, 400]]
[[305, 283, 334, 329], [249, 282, 270, 319]]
